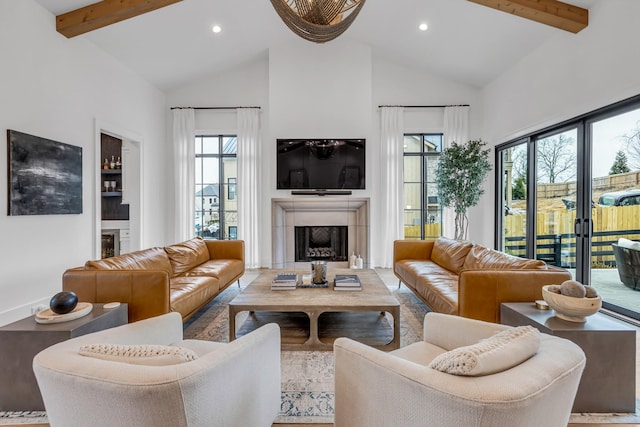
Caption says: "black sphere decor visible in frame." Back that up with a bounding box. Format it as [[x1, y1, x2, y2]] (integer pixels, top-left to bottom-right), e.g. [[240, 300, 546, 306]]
[[49, 291, 79, 315]]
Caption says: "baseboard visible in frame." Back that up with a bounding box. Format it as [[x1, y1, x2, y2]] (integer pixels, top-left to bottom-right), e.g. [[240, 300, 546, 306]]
[[0, 298, 49, 327]]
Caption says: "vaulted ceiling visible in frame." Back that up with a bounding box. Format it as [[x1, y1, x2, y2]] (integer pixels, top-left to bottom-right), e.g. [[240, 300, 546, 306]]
[[35, 0, 596, 90]]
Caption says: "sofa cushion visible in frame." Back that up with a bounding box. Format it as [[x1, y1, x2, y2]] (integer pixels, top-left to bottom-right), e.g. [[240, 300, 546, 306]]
[[184, 259, 244, 286], [462, 245, 547, 270], [85, 247, 174, 276], [165, 237, 210, 276], [170, 276, 220, 318], [79, 343, 197, 366], [431, 237, 473, 274], [428, 325, 540, 376]]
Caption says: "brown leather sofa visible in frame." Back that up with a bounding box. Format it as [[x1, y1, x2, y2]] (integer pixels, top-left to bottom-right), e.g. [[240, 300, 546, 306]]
[[394, 237, 572, 323], [63, 237, 244, 323]]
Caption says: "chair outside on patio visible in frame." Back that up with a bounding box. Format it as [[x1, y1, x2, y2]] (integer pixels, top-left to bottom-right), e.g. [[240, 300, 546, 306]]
[[612, 240, 640, 290]]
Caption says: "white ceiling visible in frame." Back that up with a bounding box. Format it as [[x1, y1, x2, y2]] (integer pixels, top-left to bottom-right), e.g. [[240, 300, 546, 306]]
[[35, 0, 596, 91]]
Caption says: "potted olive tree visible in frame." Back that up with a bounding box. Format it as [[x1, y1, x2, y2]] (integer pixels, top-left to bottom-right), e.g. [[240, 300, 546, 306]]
[[436, 139, 491, 241]]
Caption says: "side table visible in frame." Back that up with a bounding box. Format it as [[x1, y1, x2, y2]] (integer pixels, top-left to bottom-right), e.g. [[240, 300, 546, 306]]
[[501, 302, 636, 413], [0, 303, 128, 411]]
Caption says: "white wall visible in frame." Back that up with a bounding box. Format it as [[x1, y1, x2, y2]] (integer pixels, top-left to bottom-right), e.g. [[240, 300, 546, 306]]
[[476, 1, 640, 247], [0, 1, 167, 325], [167, 37, 481, 267]]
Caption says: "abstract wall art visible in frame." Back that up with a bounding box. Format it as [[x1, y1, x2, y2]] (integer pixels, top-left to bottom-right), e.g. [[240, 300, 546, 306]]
[[7, 130, 82, 215]]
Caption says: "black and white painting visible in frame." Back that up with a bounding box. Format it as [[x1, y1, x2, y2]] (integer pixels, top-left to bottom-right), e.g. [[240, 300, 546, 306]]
[[7, 130, 82, 215]]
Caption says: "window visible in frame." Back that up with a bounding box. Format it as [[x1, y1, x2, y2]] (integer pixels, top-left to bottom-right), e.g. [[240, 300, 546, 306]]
[[495, 94, 640, 321], [228, 177, 237, 200], [403, 134, 443, 240], [195, 135, 238, 240]]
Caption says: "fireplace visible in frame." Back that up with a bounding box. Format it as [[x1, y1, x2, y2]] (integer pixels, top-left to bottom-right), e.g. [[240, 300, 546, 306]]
[[295, 226, 348, 262], [271, 197, 369, 269]]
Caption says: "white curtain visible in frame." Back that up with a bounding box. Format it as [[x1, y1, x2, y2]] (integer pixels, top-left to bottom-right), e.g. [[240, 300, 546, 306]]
[[237, 108, 261, 268], [172, 108, 195, 243], [379, 107, 405, 268], [442, 106, 470, 239]]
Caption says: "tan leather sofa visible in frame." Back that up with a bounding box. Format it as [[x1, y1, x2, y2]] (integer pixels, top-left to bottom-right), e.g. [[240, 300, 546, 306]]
[[63, 237, 244, 323], [394, 237, 572, 323]]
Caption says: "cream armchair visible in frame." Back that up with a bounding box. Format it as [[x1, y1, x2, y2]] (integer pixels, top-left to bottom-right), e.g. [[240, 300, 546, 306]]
[[33, 312, 281, 427], [334, 313, 585, 427]]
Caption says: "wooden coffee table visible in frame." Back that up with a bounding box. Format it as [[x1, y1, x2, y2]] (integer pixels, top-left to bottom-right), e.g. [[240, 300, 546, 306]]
[[229, 269, 400, 351]]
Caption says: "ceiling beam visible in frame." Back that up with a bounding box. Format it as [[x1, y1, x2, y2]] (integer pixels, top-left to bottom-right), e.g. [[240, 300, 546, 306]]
[[467, 0, 588, 33], [56, 0, 183, 38]]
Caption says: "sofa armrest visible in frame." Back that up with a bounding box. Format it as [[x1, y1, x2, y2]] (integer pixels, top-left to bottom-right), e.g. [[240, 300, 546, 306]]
[[393, 240, 434, 264], [62, 269, 171, 323], [204, 240, 245, 262], [457, 268, 572, 323]]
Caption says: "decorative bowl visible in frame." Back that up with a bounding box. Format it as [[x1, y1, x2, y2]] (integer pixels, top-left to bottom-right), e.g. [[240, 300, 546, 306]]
[[542, 285, 602, 322]]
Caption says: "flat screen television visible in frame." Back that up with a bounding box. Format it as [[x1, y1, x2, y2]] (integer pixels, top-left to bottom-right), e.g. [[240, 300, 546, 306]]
[[276, 139, 365, 190]]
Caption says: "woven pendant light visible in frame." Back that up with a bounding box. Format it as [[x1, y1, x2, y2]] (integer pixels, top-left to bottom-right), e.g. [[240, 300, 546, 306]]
[[271, 0, 366, 43]]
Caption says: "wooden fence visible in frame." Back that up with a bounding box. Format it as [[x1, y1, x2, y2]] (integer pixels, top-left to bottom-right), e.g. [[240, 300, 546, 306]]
[[504, 205, 640, 267]]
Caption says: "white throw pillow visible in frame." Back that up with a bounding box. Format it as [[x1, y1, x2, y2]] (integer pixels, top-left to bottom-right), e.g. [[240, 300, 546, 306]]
[[618, 238, 640, 251], [79, 344, 198, 366], [428, 326, 540, 376]]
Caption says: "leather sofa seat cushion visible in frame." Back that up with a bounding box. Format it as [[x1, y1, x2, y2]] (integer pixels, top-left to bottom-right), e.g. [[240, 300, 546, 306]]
[[463, 245, 547, 270], [86, 247, 173, 276], [170, 276, 220, 318], [185, 259, 244, 287], [414, 273, 459, 315], [431, 237, 473, 274], [165, 237, 210, 276]]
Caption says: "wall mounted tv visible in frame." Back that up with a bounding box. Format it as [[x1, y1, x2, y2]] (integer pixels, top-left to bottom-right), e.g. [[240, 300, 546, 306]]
[[276, 139, 365, 190]]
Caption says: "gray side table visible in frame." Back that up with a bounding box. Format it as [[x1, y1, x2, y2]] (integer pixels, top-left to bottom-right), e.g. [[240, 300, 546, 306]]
[[501, 302, 636, 413], [0, 303, 128, 411]]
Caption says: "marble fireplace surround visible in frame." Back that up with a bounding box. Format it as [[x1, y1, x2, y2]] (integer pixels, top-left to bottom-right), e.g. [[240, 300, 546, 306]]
[[271, 197, 369, 269]]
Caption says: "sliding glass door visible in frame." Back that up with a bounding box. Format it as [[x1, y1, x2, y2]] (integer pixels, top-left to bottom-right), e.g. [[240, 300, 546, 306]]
[[588, 107, 640, 317], [496, 95, 640, 320]]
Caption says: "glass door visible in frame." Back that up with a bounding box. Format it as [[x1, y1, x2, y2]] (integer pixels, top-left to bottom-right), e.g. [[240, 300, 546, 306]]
[[499, 142, 529, 256], [535, 128, 578, 273], [589, 107, 640, 317]]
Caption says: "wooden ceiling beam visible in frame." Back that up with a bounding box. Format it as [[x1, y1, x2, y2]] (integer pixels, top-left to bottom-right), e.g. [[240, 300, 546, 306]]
[[467, 0, 588, 33], [56, 0, 183, 38]]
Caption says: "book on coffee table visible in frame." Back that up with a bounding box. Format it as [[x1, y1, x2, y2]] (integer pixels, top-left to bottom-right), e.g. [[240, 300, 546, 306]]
[[333, 274, 362, 291], [272, 273, 298, 290]]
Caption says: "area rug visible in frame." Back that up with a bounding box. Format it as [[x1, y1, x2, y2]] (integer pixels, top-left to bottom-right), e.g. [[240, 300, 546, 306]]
[[182, 280, 427, 424]]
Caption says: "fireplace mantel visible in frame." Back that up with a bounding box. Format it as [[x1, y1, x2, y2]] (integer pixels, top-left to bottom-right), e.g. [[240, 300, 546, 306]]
[[271, 197, 369, 269]]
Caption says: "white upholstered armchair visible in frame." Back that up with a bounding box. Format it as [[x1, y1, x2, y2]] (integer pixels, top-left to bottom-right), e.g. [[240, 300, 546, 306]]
[[334, 312, 585, 427], [33, 312, 281, 427]]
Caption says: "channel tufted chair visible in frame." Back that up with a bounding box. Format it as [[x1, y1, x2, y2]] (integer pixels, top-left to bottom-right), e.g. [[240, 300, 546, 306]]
[[33, 312, 281, 427], [334, 312, 585, 427]]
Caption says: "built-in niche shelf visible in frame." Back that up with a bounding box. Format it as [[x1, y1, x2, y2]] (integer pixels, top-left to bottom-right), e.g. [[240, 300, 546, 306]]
[[100, 134, 129, 222]]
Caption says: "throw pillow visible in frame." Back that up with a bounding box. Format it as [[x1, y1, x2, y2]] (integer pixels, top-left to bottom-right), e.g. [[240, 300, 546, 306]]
[[428, 325, 540, 376], [165, 237, 210, 275], [79, 344, 198, 366]]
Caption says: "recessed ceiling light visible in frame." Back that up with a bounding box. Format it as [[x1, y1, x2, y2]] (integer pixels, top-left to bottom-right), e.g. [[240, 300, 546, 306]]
[[212, 25, 222, 33], [419, 23, 428, 31]]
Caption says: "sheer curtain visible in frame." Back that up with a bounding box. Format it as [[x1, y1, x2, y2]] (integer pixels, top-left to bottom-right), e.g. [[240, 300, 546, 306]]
[[442, 106, 470, 239], [172, 108, 195, 243], [379, 106, 404, 268], [237, 108, 261, 268]]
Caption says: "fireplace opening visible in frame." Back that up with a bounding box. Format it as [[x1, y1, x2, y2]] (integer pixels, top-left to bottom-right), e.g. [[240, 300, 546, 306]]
[[295, 226, 348, 262]]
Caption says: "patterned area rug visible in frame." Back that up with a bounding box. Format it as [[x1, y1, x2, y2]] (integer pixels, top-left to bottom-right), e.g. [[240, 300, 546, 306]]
[[182, 279, 428, 424]]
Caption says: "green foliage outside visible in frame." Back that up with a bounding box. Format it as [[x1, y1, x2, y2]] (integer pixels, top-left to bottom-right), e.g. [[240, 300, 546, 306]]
[[512, 174, 526, 200], [609, 150, 630, 175], [436, 139, 492, 240]]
